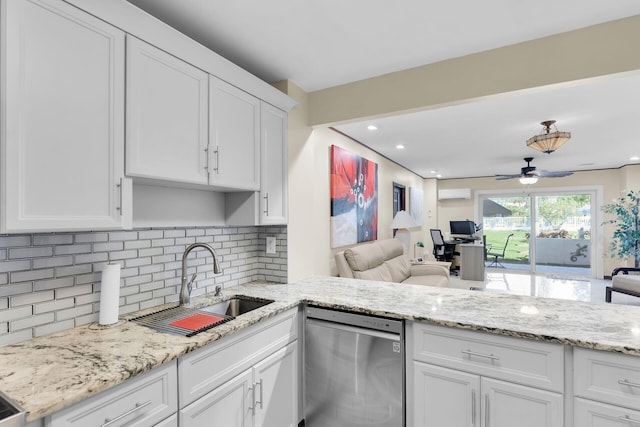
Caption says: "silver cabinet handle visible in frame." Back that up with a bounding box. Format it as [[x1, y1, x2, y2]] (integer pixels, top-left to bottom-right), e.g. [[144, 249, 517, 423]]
[[461, 349, 500, 362], [619, 379, 640, 388], [101, 400, 151, 427], [248, 384, 255, 415], [263, 193, 269, 214], [255, 378, 263, 410], [213, 145, 220, 174], [619, 415, 640, 425], [471, 389, 476, 426], [116, 178, 123, 216]]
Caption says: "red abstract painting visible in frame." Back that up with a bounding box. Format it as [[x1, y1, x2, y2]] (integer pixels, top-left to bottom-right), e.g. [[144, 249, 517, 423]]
[[330, 145, 378, 248]]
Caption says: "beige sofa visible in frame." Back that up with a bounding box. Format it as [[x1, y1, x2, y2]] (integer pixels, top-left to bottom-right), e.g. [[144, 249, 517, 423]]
[[335, 238, 450, 287]]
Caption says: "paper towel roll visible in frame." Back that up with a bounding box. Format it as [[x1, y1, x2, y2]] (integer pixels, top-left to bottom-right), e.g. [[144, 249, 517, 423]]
[[99, 263, 121, 325]]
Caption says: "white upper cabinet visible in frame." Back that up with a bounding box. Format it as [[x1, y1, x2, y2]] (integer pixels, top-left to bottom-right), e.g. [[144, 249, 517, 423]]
[[209, 75, 261, 191], [260, 102, 288, 224], [126, 36, 209, 185], [1, 0, 129, 232]]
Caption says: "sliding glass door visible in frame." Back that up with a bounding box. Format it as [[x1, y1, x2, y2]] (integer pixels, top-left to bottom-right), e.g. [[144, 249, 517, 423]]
[[481, 190, 595, 275], [533, 193, 592, 275]]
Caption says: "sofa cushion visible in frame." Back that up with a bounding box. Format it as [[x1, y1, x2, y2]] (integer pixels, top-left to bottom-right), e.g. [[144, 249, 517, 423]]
[[612, 274, 640, 292], [344, 243, 385, 271], [402, 274, 449, 287], [353, 264, 393, 282], [384, 256, 411, 283], [377, 238, 405, 261]]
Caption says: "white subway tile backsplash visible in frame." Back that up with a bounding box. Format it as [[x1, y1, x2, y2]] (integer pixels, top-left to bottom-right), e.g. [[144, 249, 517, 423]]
[[10, 312, 54, 331], [11, 291, 54, 307], [55, 284, 94, 299], [34, 234, 73, 246], [0, 225, 286, 344], [34, 319, 75, 338]]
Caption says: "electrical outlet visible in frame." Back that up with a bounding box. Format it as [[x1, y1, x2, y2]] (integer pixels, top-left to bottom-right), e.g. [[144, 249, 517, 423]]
[[266, 236, 276, 254]]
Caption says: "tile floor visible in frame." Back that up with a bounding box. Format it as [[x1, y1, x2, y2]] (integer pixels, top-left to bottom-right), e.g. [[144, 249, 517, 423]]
[[449, 268, 640, 307]]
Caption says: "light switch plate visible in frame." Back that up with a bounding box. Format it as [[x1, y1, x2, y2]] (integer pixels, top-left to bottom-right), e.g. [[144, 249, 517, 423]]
[[266, 236, 276, 254]]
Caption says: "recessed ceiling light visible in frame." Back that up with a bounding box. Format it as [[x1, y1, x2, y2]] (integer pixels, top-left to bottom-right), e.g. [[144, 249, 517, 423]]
[[630, 156, 640, 161], [396, 144, 405, 150], [367, 125, 378, 131], [430, 170, 438, 174], [436, 174, 443, 178]]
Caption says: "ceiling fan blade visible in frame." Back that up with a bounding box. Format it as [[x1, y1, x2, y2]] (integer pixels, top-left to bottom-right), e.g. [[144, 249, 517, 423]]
[[495, 174, 520, 180], [538, 170, 574, 178]]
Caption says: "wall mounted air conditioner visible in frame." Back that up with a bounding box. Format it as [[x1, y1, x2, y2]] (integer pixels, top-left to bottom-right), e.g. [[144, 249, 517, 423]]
[[438, 188, 472, 200]]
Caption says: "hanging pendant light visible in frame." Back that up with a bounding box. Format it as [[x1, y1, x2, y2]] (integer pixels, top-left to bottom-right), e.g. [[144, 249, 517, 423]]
[[526, 120, 571, 154]]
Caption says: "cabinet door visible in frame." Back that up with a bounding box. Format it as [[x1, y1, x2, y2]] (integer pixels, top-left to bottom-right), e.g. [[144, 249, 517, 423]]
[[209, 76, 260, 190], [126, 36, 208, 185], [575, 397, 640, 427], [482, 377, 563, 427], [253, 342, 298, 427], [180, 368, 253, 427], [2, 0, 128, 232], [412, 361, 479, 427], [260, 102, 288, 224]]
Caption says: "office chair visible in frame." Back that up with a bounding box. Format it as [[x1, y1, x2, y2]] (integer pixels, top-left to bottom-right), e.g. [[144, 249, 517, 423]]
[[486, 233, 514, 268], [430, 229, 456, 263]]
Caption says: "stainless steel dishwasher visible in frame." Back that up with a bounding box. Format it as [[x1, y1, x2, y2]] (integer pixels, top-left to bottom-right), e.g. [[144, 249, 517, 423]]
[[304, 306, 404, 427]]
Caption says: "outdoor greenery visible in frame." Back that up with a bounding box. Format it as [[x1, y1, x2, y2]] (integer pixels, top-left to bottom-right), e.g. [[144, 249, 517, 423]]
[[602, 190, 640, 268], [484, 230, 530, 264]]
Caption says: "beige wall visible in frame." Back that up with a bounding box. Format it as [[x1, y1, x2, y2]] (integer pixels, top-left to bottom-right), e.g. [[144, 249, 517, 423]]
[[308, 15, 640, 126], [281, 82, 427, 281], [276, 14, 640, 281], [435, 165, 640, 275]]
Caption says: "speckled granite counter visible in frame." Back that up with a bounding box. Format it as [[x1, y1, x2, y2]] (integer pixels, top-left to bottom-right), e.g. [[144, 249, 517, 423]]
[[2, 276, 640, 421]]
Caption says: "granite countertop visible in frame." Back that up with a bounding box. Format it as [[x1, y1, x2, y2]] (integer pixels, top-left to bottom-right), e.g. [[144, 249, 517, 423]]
[[2, 276, 640, 421]]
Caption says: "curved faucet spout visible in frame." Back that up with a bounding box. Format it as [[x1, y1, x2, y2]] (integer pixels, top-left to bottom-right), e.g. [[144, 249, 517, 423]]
[[180, 243, 222, 305]]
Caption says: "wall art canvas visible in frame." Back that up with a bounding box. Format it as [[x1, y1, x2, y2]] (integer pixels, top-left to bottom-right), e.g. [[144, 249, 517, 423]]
[[410, 187, 424, 226], [330, 145, 378, 248]]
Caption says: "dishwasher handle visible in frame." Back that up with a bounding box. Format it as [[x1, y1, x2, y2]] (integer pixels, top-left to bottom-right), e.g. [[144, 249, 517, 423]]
[[306, 317, 401, 341]]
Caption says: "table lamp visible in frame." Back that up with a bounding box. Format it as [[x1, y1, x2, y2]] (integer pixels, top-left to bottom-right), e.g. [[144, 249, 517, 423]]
[[390, 210, 418, 255]]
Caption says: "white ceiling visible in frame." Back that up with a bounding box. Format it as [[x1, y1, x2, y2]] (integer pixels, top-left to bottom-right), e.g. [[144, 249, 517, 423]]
[[125, 0, 640, 179]]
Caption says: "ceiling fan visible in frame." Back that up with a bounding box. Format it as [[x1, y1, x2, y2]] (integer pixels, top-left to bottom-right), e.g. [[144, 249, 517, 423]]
[[495, 157, 573, 184]]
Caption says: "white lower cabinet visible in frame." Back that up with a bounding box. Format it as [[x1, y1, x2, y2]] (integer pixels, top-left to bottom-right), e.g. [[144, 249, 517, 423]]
[[573, 348, 640, 426], [178, 307, 300, 426], [180, 341, 298, 427], [45, 361, 177, 427], [408, 322, 564, 427], [413, 362, 563, 427]]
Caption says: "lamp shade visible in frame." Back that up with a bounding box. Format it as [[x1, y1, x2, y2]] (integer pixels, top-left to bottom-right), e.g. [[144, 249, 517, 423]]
[[526, 120, 571, 154], [390, 210, 417, 229]]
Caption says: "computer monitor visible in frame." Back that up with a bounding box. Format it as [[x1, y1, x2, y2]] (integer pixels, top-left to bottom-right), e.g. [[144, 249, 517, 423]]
[[449, 220, 475, 237]]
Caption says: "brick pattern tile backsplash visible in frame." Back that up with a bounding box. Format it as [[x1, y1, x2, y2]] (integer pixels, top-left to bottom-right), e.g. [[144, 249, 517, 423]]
[[0, 226, 287, 346]]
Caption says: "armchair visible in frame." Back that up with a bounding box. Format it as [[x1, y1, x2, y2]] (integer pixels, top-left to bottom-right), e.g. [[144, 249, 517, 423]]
[[335, 238, 450, 287], [606, 267, 640, 302]]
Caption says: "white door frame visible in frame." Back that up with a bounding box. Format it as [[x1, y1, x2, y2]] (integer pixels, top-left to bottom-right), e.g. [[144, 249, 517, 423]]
[[474, 185, 604, 278]]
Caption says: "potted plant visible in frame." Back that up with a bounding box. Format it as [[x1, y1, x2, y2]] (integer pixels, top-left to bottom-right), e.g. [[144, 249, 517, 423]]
[[602, 190, 640, 268]]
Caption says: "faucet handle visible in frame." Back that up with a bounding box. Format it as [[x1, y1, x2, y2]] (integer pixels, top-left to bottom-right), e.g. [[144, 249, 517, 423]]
[[187, 273, 198, 295]]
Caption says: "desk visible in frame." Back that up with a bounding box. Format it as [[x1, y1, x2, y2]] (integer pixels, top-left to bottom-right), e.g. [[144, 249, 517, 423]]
[[459, 243, 485, 281]]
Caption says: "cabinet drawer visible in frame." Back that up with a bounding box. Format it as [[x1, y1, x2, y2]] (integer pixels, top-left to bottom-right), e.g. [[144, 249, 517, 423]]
[[575, 397, 640, 426], [46, 361, 177, 427], [574, 347, 640, 409], [410, 322, 564, 392], [178, 307, 298, 407]]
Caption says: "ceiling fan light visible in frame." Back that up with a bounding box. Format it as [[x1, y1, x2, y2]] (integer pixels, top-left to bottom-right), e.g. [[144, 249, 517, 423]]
[[526, 120, 571, 154], [519, 176, 539, 185]]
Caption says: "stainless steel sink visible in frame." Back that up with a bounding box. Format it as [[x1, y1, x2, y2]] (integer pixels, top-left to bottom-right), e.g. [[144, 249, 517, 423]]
[[130, 296, 273, 337], [200, 296, 274, 317]]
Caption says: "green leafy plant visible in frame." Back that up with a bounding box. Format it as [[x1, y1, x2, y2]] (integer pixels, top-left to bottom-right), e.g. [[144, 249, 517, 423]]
[[602, 190, 640, 268]]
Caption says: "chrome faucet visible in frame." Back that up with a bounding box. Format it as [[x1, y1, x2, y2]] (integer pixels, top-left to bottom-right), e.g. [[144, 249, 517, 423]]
[[180, 243, 222, 305]]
